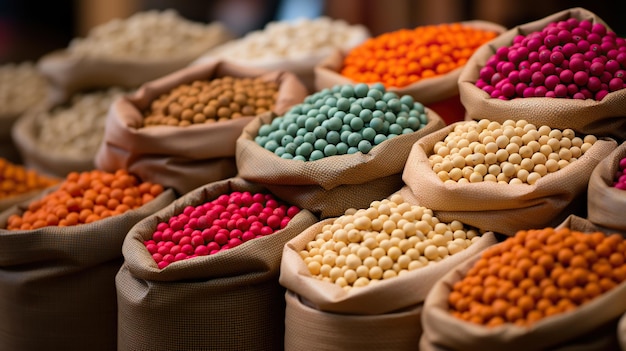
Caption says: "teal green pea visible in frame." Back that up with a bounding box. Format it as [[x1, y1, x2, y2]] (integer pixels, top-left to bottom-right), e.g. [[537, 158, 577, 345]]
[[325, 97, 337, 107], [258, 124, 273, 137], [281, 134, 294, 146], [340, 85, 355, 98], [290, 105, 302, 115], [331, 85, 342, 93], [315, 113, 327, 124], [354, 83, 369, 98], [319, 105, 330, 115], [347, 146, 359, 154], [271, 116, 283, 127], [284, 142, 297, 154], [402, 128, 415, 134], [306, 109, 319, 117], [313, 125, 327, 139], [369, 117, 384, 132], [313, 99, 325, 109], [350, 117, 364, 131], [305, 118, 319, 132], [358, 140, 373, 154], [381, 120, 390, 134], [337, 97, 350, 111], [272, 129, 287, 143], [371, 82, 386, 92], [388, 123, 403, 135], [419, 113, 428, 125], [374, 134, 387, 145], [323, 144, 338, 156], [281, 153, 294, 160], [347, 132, 363, 147], [265, 140, 279, 152], [334, 111, 346, 120], [296, 114, 308, 127], [400, 95, 414, 106], [349, 104, 362, 116], [274, 146, 285, 156], [407, 116, 421, 130], [395, 116, 408, 128], [336, 142, 349, 154], [314, 139, 328, 151], [359, 109, 373, 123], [387, 98, 401, 113], [384, 112, 396, 124], [303, 132, 316, 144], [296, 127, 307, 137], [340, 130, 351, 143], [326, 130, 340, 144], [361, 96, 376, 109], [367, 89, 383, 100], [326, 116, 343, 131], [387, 134, 398, 140], [375, 100, 387, 111], [286, 123, 299, 136], [293, 135, 305, 146], [382, 92, 397, 102], [361, 127, 376, 141], [401, 104, 410, 113], [327, 107, 338, 117], [293, 155, 307, 161], [413, 102, 425, 113], [301, 104, 313, 115], [296, 142, 313, 157], [309, 150, 324, 161], [343, 113, 355, 125], [341, 124, 352, 133], [255, 136, 268, 145]]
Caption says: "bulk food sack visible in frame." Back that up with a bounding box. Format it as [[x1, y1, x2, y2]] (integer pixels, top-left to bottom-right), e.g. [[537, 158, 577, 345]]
[[95, 60, 308, 196], [420, 215, 626, 351], [280, 192, 498, 351], [37, 10, 233, 105], [237, 83, 446, 219], [459, 7, 626, 141], [116, 177, 317, 351], [315, 21, 506, 125], [403, 119, 617, 236], [587, 141, 626, 234], [192, 17, 370, 92], [0, 173, 175, 351]]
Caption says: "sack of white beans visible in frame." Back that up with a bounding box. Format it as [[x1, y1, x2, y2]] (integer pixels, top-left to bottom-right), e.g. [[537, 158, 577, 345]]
[[116, 177, 318, 351], [193, 17, 370, 92], [38, 9, 233, 105], [280, 191, 497, 351], [95, 60, 308, 196], [236, 83, 446, 219], [587, 141, 626, 234], [402, 119, 617, 236], [0, 182, 175, 351], [12, 87, 127, 177], [459, 7, 626, 141], [314, 21, 506, 125]]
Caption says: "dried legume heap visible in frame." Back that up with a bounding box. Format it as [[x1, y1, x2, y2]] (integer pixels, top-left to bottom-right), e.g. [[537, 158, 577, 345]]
[[614, 157, 626, 190], [449, 228, 626, 327], [0, 158, 58, 199], [143, 76, 279, 127], [0, 62, 47, 116], [429, 119, 597, 185], [300, 193, 483, 289], [477, 18, 626, 100], [255, 83, 428, 161]]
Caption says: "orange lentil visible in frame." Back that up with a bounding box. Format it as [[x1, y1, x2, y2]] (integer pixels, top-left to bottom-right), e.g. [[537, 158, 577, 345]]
[[340, 23, 498, 88], [448, 228, 626, 327], [5, 169, 165, 230]]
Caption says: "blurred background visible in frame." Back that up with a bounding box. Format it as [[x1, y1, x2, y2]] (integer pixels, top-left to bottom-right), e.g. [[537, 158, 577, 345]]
[[0, 0, 624, 64]]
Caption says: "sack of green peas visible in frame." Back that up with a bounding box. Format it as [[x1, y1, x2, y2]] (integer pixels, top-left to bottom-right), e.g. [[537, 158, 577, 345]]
[[95, 60, 308, 196], [236, 83, 446, 219], [279, 191, 497, 351]]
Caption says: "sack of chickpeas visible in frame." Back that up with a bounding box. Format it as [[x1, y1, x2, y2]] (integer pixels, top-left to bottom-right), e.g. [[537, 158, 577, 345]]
[[420, 215, 626, 351], [402, 118, 617, 236], [115, 177, 317, 351], [37, 9, 233, 105], [95, 60, 308, 196], [279, 191, 498, 351], [459, 7, 626, 141], [314, 21, 506, 125], [12, 87, 127, 178], [0, 169, 174, 351], [236, 82, 446, 219], [587, 141, 626, 234], [193, 17, 370, 92]]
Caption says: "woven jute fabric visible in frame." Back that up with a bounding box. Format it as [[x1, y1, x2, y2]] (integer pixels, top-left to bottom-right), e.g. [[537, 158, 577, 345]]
[[36, 24, 233, 106], [402, 121, 618, 236], [459, 7, 626, 141], [314, 21, 507, 125], [420, 215, 625, 351], [0, 188, 175, 351], [236, 109, 446, 219], [95, 61, 309, 196], [587, 142, 626, 234], [116, 177, 318, 351]]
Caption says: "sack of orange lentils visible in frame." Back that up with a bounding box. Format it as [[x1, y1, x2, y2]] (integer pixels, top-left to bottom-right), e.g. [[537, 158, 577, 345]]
[[314, 21, 506, 125], [37, 10, 233, 105], [0, 169, 174, 351], [459, 7, 626, 141], [95, 60, 308, 196], [279, 191, 497, 351], [0, 157, 59, 212], [115, 177, 317, 351], [587, 141, 626, 234], [419, 216, 626, 351], [236, 82, 446, 219], [401, 118, 617, 236]]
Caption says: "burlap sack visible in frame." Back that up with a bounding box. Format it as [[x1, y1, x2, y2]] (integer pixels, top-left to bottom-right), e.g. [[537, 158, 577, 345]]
[[459, 7, 626, 141], [95, 61, 309, 196], [279, 201, 497, 351], [116, 177, 318, 351], [314, 21, 507, 125], [236, 108, 446, 219], [12, 104, 96, 178], [0, 187, 175, 351], [37, 23, 233, 106], [420, 215, 625, 351], [402, 121, 618, 236], [587, 142, 626, 234], [619, 312, 626, 351]]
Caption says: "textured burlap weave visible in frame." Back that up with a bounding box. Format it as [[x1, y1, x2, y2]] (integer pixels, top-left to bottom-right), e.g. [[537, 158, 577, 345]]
[[0, 188, 175, 351], [95, 61, 308, 196], [459, 7, 626, 141], [587, 142, 626, 234], [116, 177, 318, 351]]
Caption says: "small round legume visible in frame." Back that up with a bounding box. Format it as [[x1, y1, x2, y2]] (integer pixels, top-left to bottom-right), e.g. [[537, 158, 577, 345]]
[[0, 158, 58, 199], [299, 193, 483, 290]]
